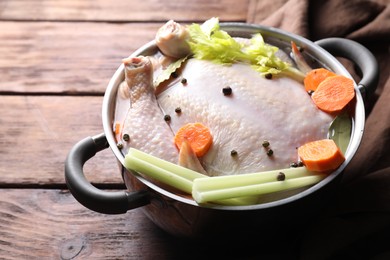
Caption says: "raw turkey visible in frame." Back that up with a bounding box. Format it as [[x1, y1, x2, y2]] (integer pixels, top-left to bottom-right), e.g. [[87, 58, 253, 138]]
[[116, 56, 333, 177]]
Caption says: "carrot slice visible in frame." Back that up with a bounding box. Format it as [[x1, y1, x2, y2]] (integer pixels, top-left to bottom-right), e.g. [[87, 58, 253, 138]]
[[174, 123, 213, 157], [114, 122, 121, 136], [304, 68, 336, 92], [311, 75, 355, 113], [298, 139, 345, 172]]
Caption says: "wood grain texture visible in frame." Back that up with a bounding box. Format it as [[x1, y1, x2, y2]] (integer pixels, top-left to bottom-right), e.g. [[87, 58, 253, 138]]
[[0, 11, 267, 95], [0, 0, 249, 22], [0, 189, 175, 259], [0, 96, 123, 186], [0, 189, 274, 259], [0, 3, 285, 259], [0, 22, 161, 94]]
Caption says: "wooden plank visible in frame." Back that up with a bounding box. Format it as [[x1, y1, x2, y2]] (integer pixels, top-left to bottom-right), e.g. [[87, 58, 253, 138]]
[[0, 189, 178, 259], [0, 0, 249, 22], [0, 96, 123, 186], [0, 189, 276, 259], [0, 22, 161, 94]]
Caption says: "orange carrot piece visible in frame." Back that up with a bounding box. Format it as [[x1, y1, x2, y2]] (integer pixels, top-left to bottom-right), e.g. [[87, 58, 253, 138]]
[[311, 75, 355, 113], [298, 139, 345, 172], [114, 122, 121, 136], [174, 123, 213, 157], [304, 68, 336, 92]]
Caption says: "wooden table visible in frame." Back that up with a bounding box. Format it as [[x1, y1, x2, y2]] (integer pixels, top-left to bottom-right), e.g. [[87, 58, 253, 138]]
[[0, 1, 289, 259]]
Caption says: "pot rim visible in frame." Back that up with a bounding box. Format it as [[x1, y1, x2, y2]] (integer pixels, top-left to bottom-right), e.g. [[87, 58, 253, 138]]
[[102, 22, 365, 210]]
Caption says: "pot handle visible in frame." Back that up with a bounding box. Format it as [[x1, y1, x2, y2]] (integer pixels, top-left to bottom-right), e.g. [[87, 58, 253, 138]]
[[315, 38, 379, 100], [65, 133, 150, 214]]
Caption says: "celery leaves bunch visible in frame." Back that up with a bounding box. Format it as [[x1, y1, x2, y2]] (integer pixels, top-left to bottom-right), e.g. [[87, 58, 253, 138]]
[[187, 17, 305, 81]]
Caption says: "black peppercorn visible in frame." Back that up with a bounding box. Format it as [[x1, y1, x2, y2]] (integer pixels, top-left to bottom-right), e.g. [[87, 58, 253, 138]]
[[230, 150, 238, 156], [265, 73, 273, 79], [164, 114, 171, 122], [267, 149, 274, 156], [290, 162, 298, 168], [181, 78, 187, 84], [222, 86, 232, 96], [277, 172, 286, 181], [175, 107, 182, 113], [262, 140, 270, 148], [123, 133, 130, 142]]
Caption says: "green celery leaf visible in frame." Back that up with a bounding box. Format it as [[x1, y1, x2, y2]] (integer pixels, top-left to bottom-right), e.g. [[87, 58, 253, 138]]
[[186, 18, 303, 80], [244, 33, 291, 76], [187, 18, 246, 65]]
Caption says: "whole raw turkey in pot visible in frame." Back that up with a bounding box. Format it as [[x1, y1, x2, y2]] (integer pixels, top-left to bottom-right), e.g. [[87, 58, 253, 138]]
[[64, 20, 378, 242], [116, 52, 333, 177]]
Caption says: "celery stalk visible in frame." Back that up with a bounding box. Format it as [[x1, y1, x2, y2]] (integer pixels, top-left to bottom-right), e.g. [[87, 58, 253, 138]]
[[279, 67, 305, 82], [125, 148, 257, 205], [192, 175, 326, 204], [125, 148, 326, 206], [125, 155, 193, 193], [127, 148, 207, 181], [193, 167, 314, 191]]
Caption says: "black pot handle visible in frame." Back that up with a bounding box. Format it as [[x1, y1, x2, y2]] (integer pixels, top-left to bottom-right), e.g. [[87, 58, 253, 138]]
[[315, 38, 379, 100], [65, 133, 150, 214]]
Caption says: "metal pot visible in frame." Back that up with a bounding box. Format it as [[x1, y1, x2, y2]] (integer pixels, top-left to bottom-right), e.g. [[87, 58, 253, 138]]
[[65, 23, 378, 242]]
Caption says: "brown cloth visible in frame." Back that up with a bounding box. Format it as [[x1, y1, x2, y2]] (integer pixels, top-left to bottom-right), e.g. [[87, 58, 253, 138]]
[[255, 0, 390, 259]]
